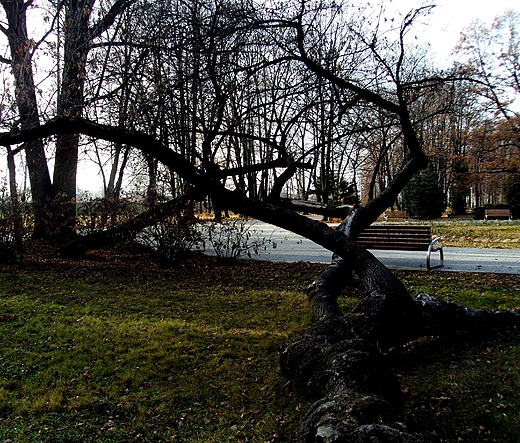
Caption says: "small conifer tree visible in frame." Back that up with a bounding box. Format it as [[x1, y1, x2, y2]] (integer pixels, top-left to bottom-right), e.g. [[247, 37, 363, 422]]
[[505, 172, 520, 218], [402, 169, 446, 219]]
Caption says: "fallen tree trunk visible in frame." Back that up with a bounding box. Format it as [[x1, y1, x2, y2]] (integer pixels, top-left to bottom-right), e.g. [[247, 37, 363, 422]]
[[282, 260, 520, 442], [2, 117, 519, 443], [282, 336, 420, 443], [281, 256, 425, 442], [60, 195, 192, 258], [415, 292, 520, 336], [271, 199, 354, 220], [281, 201, 520, 442]]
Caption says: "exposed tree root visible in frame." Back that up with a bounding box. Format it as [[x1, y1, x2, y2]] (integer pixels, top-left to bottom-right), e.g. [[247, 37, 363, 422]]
[[282, 261, 520, 442], [415, 292, 520, 336]]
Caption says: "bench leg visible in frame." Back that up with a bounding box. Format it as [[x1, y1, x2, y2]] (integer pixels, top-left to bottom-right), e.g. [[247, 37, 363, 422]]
[[427, 237, 444, 270]]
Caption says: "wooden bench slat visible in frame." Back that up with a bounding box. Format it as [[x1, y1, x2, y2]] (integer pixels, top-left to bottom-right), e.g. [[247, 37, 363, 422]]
[[356, 224, 444, 269], [484, 209, 512, 220], [359, 235, 431, 241], [485, 209, 510, 215], [361, 227, 430, 232], [360, 231, 428, 233], [357, 243, 430, 251], [383, 210, 408, 221], [359, 230, 431, 235]]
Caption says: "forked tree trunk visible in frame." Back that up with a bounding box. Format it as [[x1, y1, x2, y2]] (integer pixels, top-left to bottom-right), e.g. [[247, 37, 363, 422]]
[[281, 231, 422, 442], [52, 0, 96, 236]]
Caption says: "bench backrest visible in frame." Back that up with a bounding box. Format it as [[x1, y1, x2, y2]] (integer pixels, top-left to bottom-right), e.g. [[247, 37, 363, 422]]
[[357, 225, 432, 251], [485, 209, 511, 217], [384, 210, 407, 219]]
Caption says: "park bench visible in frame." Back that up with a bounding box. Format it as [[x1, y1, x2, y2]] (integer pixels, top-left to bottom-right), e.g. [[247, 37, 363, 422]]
[[357, 224, 444, 270], [484, 208, 512, 220], [383, 210, 408, 221]]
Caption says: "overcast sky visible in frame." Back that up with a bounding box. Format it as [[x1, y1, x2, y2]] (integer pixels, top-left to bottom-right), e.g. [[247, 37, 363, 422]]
[[391, 0, 520, 64]]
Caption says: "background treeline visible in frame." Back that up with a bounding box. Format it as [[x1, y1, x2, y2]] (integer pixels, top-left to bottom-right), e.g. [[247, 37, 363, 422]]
[[0, 0, 519, 229]]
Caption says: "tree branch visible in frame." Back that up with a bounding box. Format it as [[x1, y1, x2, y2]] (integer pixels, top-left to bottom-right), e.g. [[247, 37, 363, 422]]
[[289, 18, 402, 115], [89, 0, 136, 41], [22, 0, 33, 12], [0, 117, 375, 264]]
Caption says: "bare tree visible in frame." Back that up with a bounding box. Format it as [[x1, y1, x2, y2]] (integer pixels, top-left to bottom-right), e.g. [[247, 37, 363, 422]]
[[455, 9, 520, 120], [52, 0, 135, 231], [0, 0, 53, 237]]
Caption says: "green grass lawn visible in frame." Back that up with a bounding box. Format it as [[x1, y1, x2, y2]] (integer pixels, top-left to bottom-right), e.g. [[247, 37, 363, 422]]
[[0, 243, 519, 442], [0, 252, 316, 443]]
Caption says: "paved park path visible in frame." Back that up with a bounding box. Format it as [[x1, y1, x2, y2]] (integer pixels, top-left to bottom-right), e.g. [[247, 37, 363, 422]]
[[242, 221, 520, 275]]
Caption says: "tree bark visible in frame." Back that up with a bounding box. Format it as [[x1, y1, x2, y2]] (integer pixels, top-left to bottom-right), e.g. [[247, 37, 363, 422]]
[[0, 0, 53, 238], [6, 146, 24, 244], [53, 0, 135, 235], [52, 0, 96, 230]]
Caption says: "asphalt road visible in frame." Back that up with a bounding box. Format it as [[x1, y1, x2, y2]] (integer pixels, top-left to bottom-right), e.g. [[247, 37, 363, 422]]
[[240, 221, 520, 275]]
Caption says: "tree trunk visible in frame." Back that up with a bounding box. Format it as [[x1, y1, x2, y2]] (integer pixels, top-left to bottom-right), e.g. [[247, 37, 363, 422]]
[[0, 0, 53, 238], [52, 0, 96, 234], [53, 0, 134, 237], [281, 199, 520, 442], [145, 155, 159, 206], [60, 195, 189, 257], [6, 146, 24, 243]]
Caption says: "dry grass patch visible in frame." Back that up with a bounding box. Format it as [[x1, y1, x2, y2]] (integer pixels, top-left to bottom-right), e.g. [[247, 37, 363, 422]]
[[431, 221, 520, 248]]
